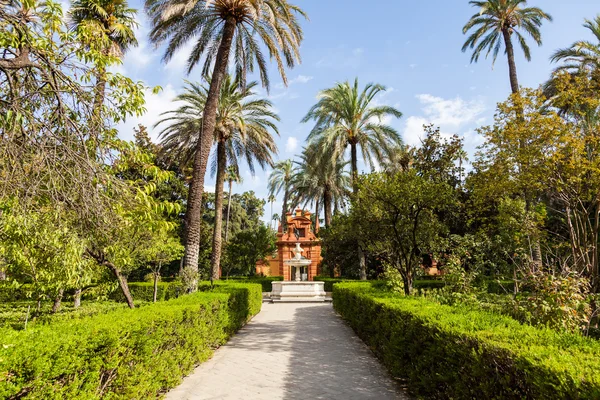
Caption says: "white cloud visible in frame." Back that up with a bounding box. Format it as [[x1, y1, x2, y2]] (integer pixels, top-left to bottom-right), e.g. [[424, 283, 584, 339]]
[[285, 137, 298, 153], [409, 63, 418, 69], [316, 46, 364, 69], [117, 83, 180, 142], [402, 94, 486, 148], [274, 74, 313, 90], [164, 40, 196, 75]]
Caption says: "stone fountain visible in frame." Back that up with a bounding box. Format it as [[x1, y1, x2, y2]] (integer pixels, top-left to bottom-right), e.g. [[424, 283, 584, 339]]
[[270, 242, 326, 302]]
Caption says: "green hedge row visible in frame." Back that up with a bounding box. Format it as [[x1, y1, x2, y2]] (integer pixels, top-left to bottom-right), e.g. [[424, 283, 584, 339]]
[[0, 283, 262, 399], [224, 276, 283, 292], [313, 277, 447, 292], [333, 282, 600, 399]]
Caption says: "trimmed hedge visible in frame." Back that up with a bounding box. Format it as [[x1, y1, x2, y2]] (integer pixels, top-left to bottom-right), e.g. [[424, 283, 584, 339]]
[[313, 277, 446, 292], [0, 283, 262, 399], [224, 276, 283, 292], [333, 282, 600, 399]]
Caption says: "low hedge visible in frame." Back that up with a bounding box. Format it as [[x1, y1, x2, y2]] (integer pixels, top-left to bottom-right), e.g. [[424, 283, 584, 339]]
[[313, 277, 446, 292], [224, 276, 283, 292], [333, 282, 600, 399], [0, 283, 262, 399]]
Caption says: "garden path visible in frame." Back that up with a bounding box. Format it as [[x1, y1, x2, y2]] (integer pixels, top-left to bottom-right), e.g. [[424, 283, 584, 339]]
[[165, 302, 409, 400]]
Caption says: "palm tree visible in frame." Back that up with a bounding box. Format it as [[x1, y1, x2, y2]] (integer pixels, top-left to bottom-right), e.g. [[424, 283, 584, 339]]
[[68, 0, 138, 120], [462, 0, 552, 94], [268, 159, 294, 232], [267, 194, 276, 230], [225, 165, 243, 242], [156, 77, 278, 280], [291, 145, 350, 228], [302, 78, 403, 193], [303, 78, 401, 280], [145, 0, 306, 286]]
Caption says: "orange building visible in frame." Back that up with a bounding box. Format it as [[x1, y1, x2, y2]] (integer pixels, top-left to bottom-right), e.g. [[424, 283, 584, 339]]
[[255, 208, 322, 281]]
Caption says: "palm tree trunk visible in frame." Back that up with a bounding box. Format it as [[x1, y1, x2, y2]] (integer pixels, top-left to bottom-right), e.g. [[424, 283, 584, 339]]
[[502, 28, 519, 94], [225, 179, 233, 242], [282, 189, 289, 232], [350, 142, 359, 193], [323, 188, 332, 228], [270, 200, 274, 231], [182, 17, 237, 290], [210, 140, 227, 281], [351, 142, 367, 280], [314, 198, 320, 234]]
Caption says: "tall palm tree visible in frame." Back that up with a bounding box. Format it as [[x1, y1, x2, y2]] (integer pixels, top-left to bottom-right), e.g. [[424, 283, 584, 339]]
[[302, 78, 403, 193], [145, 0, 306, 286], [267, 194, 276, 230], [291, 145, 350, 228], [462, 0, 552, 94], [303, 78, 402, 280], [225, 165, 243, 242], [68, 0, 138, 120], [268, 159, 294, 232], [156, 77, 278, 280]]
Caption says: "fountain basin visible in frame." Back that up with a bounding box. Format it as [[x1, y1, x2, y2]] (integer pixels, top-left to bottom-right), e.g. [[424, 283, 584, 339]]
[[270, 281, 326, 302]]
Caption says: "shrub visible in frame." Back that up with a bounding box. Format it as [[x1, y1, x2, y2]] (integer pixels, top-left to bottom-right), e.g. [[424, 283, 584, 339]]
[[313, 276, 354, 292], [0, 283, 261, 398], [333, 282, 600, 399], [223, 276, 283, 292]]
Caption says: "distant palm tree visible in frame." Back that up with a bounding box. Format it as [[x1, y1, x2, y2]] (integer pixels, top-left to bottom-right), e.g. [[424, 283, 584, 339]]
[[462, 0, 552, 94], [291, 145, 350, 228], [268, 160, 294, 232], [551, 16, 600, 76], [302, 78, 403, 193], [267, 194, 276, 230], [68, 0, 138, 119], [145, 0, 306, 282], [381, 145, 412, 175], [225, 166, 243, 242], [156, 77, 278, 280]]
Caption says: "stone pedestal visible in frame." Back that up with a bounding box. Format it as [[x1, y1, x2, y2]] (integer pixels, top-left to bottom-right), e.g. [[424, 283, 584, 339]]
[[270, 281, 326, 302]]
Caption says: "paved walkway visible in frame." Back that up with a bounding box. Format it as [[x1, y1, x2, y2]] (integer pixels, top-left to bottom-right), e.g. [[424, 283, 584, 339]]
[[166, 302, 409, 400]]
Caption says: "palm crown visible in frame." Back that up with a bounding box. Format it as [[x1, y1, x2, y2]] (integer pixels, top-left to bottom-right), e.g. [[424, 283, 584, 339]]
[[462, 0, 552, 93], [157, 76, 279, 174], [69, 0, 138, 57], [551, 15, 600, 76], [268, 159, 294, 230], [302, 78, 402, 192], [145, 0, 306, 88]]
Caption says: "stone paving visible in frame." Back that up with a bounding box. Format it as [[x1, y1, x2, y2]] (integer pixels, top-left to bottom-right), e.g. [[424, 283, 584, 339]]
[[166, 302, 409, 400]]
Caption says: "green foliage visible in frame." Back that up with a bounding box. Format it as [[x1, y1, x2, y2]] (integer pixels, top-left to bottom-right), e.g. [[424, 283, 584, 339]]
[[222, 225, 276, 277], [110, 282, 183, 302], [333, 282, 600, 399], [224, 276, 283, 292], [0, 283, 261, 398]]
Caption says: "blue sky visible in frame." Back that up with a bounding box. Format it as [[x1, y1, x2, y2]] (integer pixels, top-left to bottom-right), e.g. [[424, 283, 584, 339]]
[[112, 1, 600, 223]]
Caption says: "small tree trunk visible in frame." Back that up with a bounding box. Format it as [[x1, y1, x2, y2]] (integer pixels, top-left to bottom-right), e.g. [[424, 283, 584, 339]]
[[51, 288, 64, 313], [106, 262, 135, 309], [153, 273, 159, 303], [358, 246, 367, 281], [502, 28, 519, 95], [182, 16, 237, 290], [210, 140, 227, 281], [73, 288, 82, 309], [401, 272, 413, 296], [225, 179, 233, 242]]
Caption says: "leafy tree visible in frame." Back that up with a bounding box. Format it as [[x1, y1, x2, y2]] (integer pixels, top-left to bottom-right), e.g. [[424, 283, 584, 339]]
[[462, 0, 552, 94], [222, 225, 276, 277], [268, 159, 294, 232], [351, 171, 454, 294], [157, 77, 278, 280], [146, 0, 307, 288]]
